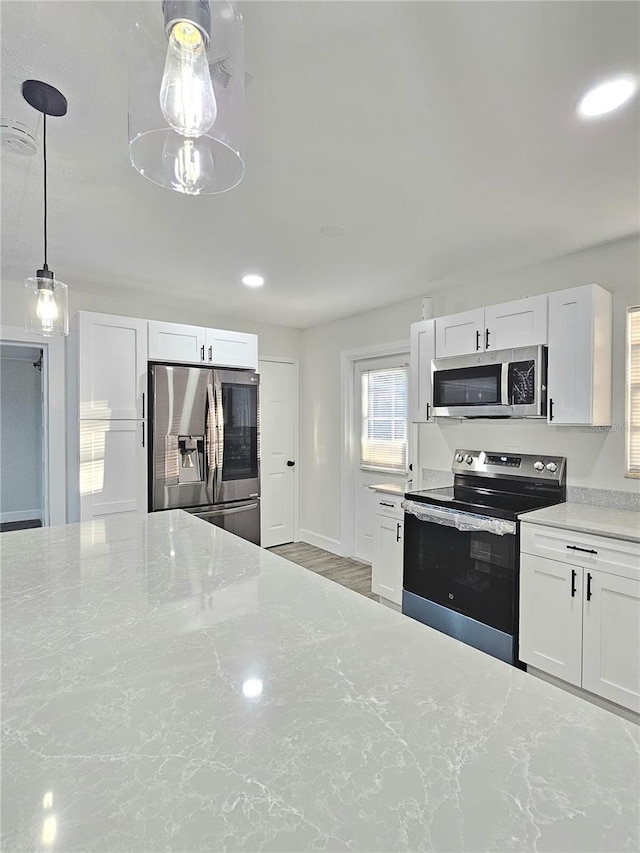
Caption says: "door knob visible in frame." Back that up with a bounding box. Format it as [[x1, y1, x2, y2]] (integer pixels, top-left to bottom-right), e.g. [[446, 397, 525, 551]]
[[287, 460, 295, 467]]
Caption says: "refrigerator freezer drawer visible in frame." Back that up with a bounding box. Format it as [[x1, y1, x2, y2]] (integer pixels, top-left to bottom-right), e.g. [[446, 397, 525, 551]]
[[188, 500, 261, 546]]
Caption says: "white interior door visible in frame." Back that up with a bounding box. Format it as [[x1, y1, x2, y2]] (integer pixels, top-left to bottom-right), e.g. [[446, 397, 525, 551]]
[[259, 359, 298, 548]]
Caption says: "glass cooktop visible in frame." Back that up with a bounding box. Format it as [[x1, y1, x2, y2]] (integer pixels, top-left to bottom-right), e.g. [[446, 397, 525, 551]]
[[404, 486, 564, 521]]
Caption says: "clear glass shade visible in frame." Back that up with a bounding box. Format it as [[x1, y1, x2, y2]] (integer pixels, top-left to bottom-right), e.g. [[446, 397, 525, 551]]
[[24, 277, 69, 337], [128, 1, 245, 195]]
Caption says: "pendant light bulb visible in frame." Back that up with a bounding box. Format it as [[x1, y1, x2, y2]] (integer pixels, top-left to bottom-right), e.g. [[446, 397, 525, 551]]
[[159, 21, 217, 136], [36, 286, 59, 330], [162, 132, 214, 194]]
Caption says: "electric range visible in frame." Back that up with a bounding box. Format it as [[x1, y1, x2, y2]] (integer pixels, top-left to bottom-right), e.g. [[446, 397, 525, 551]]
[[402, 449, 566, 666]]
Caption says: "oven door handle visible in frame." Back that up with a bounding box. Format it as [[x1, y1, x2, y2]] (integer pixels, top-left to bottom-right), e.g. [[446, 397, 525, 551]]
[[402, 500, 516, 536]]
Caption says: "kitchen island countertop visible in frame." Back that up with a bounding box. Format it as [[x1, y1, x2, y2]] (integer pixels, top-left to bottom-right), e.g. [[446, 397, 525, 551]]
[[1, 511, 638, 852], [519, 500, 640, 543]]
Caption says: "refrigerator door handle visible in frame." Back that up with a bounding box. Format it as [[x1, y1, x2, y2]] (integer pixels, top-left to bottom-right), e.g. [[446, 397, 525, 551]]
[[195, 503, 259, 519], [214, 373, 224, 503], [205, 382, 216, 504]]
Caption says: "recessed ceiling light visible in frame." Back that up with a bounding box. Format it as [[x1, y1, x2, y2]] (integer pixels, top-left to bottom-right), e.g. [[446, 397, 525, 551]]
[[242, 274, 264, 287], [577, 75, 638, 118], [321, 225, 347, 238]]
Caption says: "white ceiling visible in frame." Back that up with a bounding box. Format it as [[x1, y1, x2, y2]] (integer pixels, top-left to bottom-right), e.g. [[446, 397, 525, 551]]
[[1, 1, 639, 329]]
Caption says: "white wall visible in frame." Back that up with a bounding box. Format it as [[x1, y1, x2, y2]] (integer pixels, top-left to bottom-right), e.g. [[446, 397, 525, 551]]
[[0, 350, 42, 520], [300, 235, 640, 550]]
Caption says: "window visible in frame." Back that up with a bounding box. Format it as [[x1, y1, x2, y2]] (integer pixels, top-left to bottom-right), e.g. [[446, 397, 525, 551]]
[[360, 365, 407, 473], [627, 306, 640, 478]]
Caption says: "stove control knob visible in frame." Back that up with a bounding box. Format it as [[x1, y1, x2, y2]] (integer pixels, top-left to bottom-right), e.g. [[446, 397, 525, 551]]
[[546, 461, 558, 473], [533, 461, 545, 471], [465, 454, 473, 465], [456, 453, 464, 463]]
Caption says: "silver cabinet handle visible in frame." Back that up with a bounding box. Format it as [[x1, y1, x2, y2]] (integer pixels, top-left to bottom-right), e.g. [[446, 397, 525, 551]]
[[200, 345, 205, 362], [379, 501, 395, 508], [396, 522, 401, 542], [208, 345, 213, 362]]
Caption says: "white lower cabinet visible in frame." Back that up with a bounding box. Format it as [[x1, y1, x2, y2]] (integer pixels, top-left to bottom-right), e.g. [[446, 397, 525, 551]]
[[372, 495, 404, 605], [79, 420, 147, 520], [520, 523, 640, 713]]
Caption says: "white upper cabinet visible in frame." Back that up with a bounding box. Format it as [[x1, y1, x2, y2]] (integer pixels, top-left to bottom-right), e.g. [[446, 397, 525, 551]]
[[484, 294, 548, 351], [148, 322, 207, 364], [435, 308, 485, 358], [205, 328, 258, 370], [435, 296, 549, 358], [148, 321, 258, 369], [409, 319, 435, 422], [547, 284, 612, 426], [78, 312, 148, 420]]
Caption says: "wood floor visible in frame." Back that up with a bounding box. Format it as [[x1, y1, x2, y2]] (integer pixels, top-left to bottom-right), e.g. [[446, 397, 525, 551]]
[[268, 542, 378, 601]]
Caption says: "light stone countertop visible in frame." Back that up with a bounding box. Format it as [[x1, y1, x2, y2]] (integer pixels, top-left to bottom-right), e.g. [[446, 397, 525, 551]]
[[1, 510, 639, 852], [520, 501, 640, 543], [368, 483, 405, 496]]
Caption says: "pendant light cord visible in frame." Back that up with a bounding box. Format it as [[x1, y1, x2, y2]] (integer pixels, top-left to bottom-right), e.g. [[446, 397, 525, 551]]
[[43, 114, 48, 268]]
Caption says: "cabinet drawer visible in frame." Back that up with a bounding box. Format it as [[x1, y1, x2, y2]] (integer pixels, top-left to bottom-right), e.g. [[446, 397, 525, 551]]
[[374, 495, 404, 520], [521, 523, 640, 580]]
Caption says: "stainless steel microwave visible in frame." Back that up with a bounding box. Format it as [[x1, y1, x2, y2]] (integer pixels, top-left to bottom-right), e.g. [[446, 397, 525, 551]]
[[431, 345, 547, 418]]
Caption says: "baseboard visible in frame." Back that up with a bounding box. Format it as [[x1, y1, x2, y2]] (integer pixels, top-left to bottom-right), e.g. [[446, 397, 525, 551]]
[[298, 528, 342, 556], [0, 509, 41, 523]]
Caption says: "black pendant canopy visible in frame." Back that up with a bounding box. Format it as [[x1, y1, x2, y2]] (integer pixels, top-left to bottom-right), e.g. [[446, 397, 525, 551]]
[[22, 80, 67, 117]]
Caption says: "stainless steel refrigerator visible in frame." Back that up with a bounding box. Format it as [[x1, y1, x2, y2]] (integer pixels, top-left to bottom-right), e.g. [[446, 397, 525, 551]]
[[148, 364, 260, 544]]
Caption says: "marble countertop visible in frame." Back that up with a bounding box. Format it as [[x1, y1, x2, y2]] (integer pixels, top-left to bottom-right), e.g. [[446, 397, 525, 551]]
[[520, 501, 640, 543], [368, 483, 405, 495], [2, 511, 639, 852]]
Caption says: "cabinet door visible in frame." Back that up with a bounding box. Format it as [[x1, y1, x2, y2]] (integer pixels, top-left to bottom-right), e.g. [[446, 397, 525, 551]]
[[205, 328, 258, 370], [372, 515, 403, 605], [79, 420, 147, 520], [78, 313, 147, 420], [435, 308, 485, 358], [519, 554, 583, 685], [582, 571, 640, 713], [409, 319, 435, 422], [547, 285, 594, 425], [148, 321, 206, 364], [485, 295, 548, 350]]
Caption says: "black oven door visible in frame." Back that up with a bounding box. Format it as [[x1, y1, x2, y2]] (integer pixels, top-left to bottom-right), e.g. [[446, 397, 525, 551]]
[[402, 506, 518, 664]]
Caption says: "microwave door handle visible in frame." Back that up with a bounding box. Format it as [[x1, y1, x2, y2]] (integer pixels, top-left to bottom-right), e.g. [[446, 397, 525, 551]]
[[537, 345, 545, 416], [501, 363, 510, 406]]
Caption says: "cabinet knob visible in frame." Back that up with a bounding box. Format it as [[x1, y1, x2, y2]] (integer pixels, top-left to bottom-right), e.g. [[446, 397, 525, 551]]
[[286, 460, 295, 467]]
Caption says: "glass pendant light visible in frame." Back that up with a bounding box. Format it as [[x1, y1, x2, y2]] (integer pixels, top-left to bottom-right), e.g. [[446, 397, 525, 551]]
[[128, 1, 245, 195], [22, 80, 69, 337]]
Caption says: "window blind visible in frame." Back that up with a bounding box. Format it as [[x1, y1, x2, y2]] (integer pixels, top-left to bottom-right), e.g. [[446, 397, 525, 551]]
[[627, 306, 640, 477], [360, 365, 407, 473]]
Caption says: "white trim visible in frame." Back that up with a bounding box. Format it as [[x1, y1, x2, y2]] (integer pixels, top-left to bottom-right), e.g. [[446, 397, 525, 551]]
[[0, 510, 42, 523], [340, 340, 409, 558], [298, 528, 343, 556], [258, 355, 300, 544], [0, 325, 66, 526]]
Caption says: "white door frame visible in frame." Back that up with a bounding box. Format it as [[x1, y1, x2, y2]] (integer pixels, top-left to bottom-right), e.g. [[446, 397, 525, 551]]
[[0, 324, 66, 526], [340, 340, 409, 558], [258, 354, 300, 544]]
